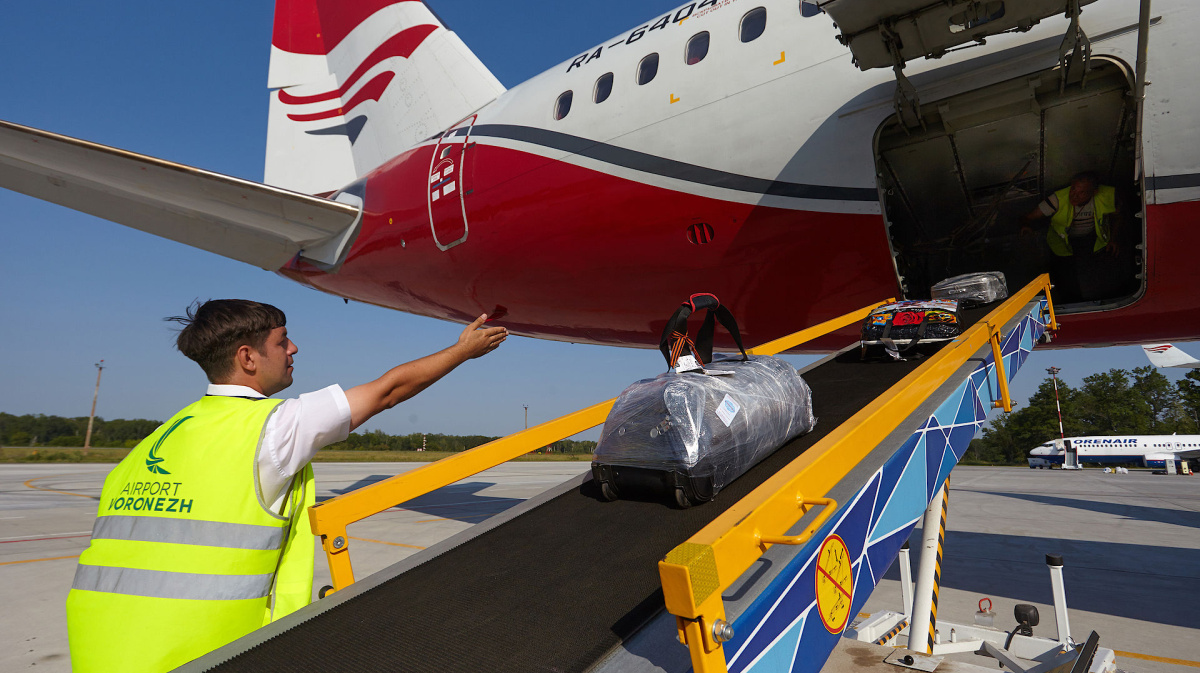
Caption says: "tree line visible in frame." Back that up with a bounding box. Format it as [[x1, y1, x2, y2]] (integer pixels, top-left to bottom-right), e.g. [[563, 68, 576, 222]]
[[322, 429, 596, 454], [0, 412, 597, 454], [969, 366, 1200, 464], [0, 413, 160, 448]]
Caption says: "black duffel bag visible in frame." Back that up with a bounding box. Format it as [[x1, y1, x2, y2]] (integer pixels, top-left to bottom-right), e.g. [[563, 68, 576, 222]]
[[591, 294, 815, 507]]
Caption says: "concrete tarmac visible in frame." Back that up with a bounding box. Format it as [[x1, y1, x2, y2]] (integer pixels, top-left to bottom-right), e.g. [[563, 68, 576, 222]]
[[2, 464, 1196, 672]]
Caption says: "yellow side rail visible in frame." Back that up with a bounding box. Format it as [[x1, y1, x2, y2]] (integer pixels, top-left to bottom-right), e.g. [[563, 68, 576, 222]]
[[308, 298, 895, 593], [657, 274, 1056, 673]]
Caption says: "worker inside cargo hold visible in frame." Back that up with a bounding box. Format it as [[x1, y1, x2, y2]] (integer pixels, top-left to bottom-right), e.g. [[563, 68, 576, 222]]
[[873, 59, 1143, 310], [64, 299, 506, 673], [1021, 171, 1124, 304]]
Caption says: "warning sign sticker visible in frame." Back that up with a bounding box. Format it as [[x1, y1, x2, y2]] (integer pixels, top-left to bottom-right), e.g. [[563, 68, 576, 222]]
[[815, 534, 854, 634]]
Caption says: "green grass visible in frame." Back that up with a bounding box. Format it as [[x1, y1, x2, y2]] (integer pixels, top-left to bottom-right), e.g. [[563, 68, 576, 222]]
[[1, 447, 590, 463], [1, 447, 132, 463]]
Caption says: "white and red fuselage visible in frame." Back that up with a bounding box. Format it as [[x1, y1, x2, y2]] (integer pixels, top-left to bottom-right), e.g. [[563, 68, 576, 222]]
[[7, 0, 1200, 351], [270, 0, 1200, 350]]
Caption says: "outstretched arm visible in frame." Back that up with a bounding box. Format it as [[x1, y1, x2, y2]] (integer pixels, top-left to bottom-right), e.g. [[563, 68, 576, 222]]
[[344, 315, 507, 431], [1021, 198, 1052, 238]]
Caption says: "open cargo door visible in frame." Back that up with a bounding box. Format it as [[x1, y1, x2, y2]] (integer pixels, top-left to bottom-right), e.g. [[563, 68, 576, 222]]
[[816, 0, 1101, 70], [875, 58, 1144, 310]]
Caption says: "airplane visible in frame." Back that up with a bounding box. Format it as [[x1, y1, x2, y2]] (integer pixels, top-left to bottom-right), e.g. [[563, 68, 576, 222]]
[[1141, 343, 1200, 369], [1028, 434, 1200, 469], [1, 0, 1197, 352]]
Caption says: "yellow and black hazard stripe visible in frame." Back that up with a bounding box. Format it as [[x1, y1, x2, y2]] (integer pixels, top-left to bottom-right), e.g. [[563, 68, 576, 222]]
[[927, 478, 950, 654], [875, 619, 909, 646]]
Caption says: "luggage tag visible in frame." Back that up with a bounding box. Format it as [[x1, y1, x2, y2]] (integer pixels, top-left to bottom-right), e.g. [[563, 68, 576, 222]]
[[674, 354, 735, 376]]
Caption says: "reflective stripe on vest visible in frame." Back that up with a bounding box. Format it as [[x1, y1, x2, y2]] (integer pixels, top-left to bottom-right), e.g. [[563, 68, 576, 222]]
[[72, 564, 274, 601], [1047, 184, 1116, 256], [66, 395, 309, 673], [91, 515, 286, 550]]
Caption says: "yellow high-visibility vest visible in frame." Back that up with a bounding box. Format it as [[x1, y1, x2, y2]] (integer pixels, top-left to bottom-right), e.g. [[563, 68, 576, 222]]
[[66, 395, 315, 673], [1047, 184, 1117, 256]]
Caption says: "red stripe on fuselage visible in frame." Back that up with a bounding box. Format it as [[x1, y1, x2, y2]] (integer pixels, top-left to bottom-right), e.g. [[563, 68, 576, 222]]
[[276, 145, 1200, 350], [272, 0, 423, 55], [279, 143, 899, 350], [285, 71, 395, 121]]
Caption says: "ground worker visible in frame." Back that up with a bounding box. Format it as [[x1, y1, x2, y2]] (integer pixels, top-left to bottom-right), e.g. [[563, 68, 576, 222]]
[[1022, 171, 1120, 302], [65, 299, 506, 672]]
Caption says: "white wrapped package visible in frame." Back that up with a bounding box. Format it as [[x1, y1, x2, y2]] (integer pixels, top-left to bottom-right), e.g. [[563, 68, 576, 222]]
[[593, 354, 815, 502], [931, 272, 1008, 306]]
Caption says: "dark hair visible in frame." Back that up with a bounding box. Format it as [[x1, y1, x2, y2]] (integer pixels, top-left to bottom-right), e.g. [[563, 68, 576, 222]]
[[1071, 171, 1100, 189], [166, 300, 286, 382]]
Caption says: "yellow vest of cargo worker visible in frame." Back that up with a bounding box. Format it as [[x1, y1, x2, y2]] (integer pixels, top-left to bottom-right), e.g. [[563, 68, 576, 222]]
[[66, 396, 316, 673], [1047, 184, 1116, 256]]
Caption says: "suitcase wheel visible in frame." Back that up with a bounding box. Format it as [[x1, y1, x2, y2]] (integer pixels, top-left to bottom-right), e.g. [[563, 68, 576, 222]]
[[673, 487, 693, 509], [600, 481, 619, 502]]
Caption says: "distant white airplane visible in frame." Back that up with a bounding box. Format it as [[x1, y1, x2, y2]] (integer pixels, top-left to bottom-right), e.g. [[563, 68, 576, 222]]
[[1142, 344, 1200, 369], [1029, 435, 1200, 470]]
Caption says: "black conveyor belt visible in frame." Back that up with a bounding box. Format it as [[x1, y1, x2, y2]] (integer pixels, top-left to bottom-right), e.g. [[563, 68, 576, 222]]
[[202, 309, 989, 673]]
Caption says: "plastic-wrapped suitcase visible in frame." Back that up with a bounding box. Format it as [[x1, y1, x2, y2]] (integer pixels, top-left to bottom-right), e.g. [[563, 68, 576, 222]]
[[931, 271, 1008, 306], [860, 299, 964, 360], [591, 294, 816, 507]]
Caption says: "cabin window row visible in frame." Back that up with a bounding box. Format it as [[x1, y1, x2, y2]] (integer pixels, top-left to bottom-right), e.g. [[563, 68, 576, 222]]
[[552, 7, 768, 121]]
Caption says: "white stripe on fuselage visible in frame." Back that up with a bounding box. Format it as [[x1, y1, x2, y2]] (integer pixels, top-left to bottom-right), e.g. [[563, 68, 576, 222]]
[[451, 0, 1181, 213]]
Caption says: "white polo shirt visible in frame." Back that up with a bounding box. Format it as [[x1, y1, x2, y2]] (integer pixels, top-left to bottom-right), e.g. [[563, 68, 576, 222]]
[[205, 383, 352, 509]]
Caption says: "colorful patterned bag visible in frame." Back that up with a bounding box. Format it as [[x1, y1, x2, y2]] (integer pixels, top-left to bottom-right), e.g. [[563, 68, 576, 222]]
[[860, 299, 964, 359]]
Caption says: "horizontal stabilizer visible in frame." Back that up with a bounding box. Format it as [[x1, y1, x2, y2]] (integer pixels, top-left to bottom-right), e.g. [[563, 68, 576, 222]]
[[1141, 343, 1200, 369], [0, 119, 361, 270]]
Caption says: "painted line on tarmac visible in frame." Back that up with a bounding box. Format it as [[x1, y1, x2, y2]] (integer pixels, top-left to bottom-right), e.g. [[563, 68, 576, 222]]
[[382, 497, 523, 513], [1115, 651, 1200, 669], [0, 533, 91, 543], [23, 475, 100, 500], [347, 535, 425, 550], [415, 512, 498, 524], [0, 554, 80, 566]]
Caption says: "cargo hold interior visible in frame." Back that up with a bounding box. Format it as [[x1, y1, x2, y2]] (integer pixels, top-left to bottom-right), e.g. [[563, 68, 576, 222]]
[[875, 58, 1143, 311]]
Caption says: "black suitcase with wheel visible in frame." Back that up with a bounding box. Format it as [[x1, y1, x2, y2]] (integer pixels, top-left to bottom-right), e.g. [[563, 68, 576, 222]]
[[591, 294, 815, 507]]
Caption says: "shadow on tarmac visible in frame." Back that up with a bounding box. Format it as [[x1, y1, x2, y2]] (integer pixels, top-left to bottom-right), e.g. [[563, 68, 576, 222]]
[[884, 529, 1200, 629], [975, 490, 1200, 530], [320, 475, 523, 523]]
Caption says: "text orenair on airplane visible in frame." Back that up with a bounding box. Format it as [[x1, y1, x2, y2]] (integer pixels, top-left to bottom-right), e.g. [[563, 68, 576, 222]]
[[1028, 436, 1200, 469]]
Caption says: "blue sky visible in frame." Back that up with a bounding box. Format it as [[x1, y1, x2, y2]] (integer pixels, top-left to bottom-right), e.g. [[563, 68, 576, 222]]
[[0, 1, 1185, 442]]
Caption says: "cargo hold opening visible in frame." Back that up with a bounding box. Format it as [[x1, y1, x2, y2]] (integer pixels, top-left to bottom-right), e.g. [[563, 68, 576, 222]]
[[876, 58, 1143, 311]]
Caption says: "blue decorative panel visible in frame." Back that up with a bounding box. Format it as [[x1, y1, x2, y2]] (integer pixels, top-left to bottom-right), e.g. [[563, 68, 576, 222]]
[[728, 301, 1048, 673]]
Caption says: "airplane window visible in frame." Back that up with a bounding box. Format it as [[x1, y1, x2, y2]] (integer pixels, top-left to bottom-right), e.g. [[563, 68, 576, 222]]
[[799, 0, 821, 17], [740, 7, 767, 42], [686, 32, 710, 65], [594, 72, 614, 103], [554, 90, 573, 120], [637, 53, 659, 85]]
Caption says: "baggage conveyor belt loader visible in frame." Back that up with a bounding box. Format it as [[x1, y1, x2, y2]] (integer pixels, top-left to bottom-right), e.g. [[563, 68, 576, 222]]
[[180, 275, 1076, 673]]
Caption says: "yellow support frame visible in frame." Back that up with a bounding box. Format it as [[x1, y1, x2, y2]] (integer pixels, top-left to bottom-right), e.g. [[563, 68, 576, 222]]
[[658, 274, 1055, 673], [308, 299, 895, 593]]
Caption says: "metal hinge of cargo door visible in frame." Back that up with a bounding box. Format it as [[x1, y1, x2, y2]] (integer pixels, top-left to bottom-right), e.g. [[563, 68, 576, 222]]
[[1058, 0, 1092, 93], [882, 23, 925, 134]]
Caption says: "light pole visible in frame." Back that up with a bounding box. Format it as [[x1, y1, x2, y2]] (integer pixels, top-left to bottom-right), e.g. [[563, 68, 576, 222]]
[[84, 360, 105, 451], [523, 404, 529, 430], [1047, 366, 1064, 440]]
